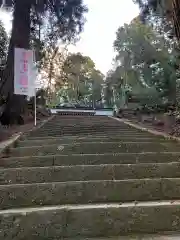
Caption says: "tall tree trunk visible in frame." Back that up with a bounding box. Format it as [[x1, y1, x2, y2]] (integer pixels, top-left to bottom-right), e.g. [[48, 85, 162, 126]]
[[0, 0, 31, 124]]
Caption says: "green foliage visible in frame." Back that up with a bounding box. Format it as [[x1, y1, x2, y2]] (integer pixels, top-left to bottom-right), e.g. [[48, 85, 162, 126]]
[[0, 20, 8, 65], [112, 20, 178, 104], [133, 0, 172, 21], [60, 53, 104, 105], [0, 20, 8, 86], [133, 0, 175, 39], [104, 17, 179, 109], [0, 0, 88, 43]]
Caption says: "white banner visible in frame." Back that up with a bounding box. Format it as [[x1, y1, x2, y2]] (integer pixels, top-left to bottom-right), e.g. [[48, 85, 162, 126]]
[[28, 62, 38, 97], [14, 48, 34, 96]]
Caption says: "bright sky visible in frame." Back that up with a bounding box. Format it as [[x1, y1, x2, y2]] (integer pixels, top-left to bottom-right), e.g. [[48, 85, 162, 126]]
[[0, 0, 139, 75]]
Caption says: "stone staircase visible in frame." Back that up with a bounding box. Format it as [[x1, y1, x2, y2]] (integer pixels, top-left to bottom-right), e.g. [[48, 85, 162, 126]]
[[1, 115, 180, 239]]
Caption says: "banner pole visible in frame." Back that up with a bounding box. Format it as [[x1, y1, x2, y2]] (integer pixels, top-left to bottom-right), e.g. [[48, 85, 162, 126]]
[[33, 50, 37, 126], [34, 87, 37, 126]]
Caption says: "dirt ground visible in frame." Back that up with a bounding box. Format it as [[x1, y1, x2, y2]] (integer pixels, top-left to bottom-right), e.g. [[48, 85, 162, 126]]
[[117, 112, 180, 137], [0, 117, 48, 143]]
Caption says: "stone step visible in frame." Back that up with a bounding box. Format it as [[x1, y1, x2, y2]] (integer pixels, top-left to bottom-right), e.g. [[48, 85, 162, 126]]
[[39, 122, 134, 126], [50, 116, 112, 120], [27, 133, 155, 139], [9, 142, 180, 157], [44, 124, 133, 128], [24, 134, 130, 139], [27, 125, 149, 133], [2, 115, 180, 238], [1, 152, 179, 168], [2, 163, 180, 185], [27, 128, 152, 136], [51, 120, 113, 123], [35, 121, 124, 124], [39, 128, 138, 132], [56, 111, 95, 116], [34, 121, 133, 124], [47, 121, 122, 124], [62, 234, 180, 240], [18, 137, 166, 147], [38, 126, 140, 131], [47, 121, 124, 124], [1, 178, 180, 209], [28, 126, 144, 131], [34, 130, 143, 135], [48, 121, 124, 124], [1, 201, 180, 238], [27, 131, 152, 137], [25, 134, 156, 140], [40, 124, 134, 128]]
